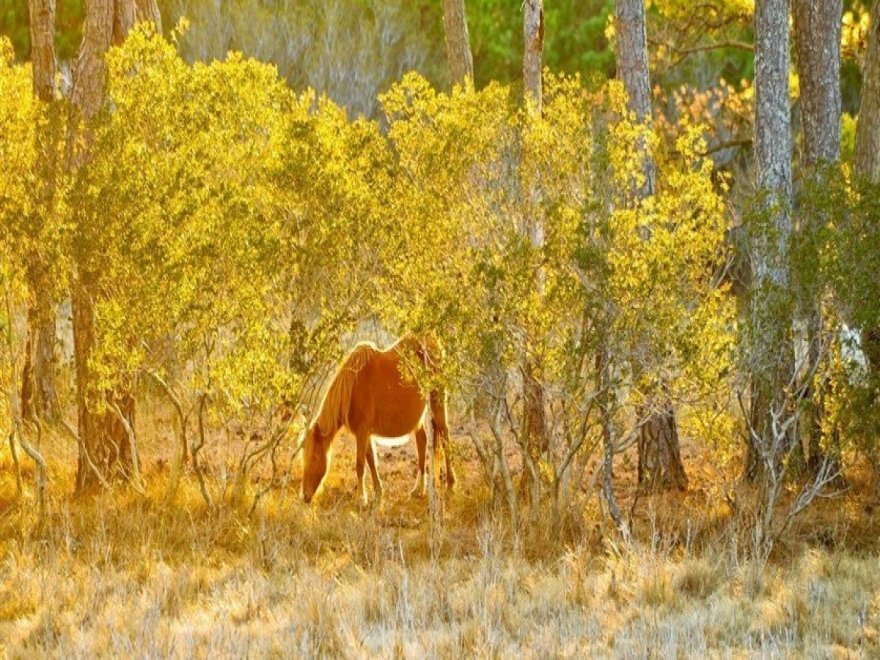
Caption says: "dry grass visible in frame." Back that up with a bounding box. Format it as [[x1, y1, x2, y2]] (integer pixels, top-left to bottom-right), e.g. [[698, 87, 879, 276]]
[[2, 419, 880, 658]]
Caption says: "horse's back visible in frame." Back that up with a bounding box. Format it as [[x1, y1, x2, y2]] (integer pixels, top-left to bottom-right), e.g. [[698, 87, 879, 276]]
[[348, 342, 428, 438]]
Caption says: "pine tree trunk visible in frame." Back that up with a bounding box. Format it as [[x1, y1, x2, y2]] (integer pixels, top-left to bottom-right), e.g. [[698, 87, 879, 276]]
[[793, 0, 842, 473], [615, 0, 686, 490], [855, 2, 880, 410], [135, 0, 162, 31], [855, 1, 880, 182], [441, 0, 473, 87], [746, 0, 795, 482], [522, 0, 549, 461], [637, 403, 688, 491], [69, 0, 156, 491], [614, 0, 655, 196], [793, 0, 842, 167], [523, 0, 544, 111]]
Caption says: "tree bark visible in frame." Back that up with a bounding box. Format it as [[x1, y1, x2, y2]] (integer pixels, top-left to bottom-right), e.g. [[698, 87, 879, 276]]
[[523, 0, 544, 112], [69, 0, 158, 491], [793, 0, 842, 167], [522, 0, 549, 463], [28, 0, 56, 102], [135, 0, 162, 32], [637, 402, 687, 491], [441, 0, 473, 87], [745, 0, 795, 482], [793, 0, 842, 473], [855, 0, 880, 182], [70, 0, 114, 128], [855, 2, 880, 421], [615, 0, 687, 491], [615, 0, 655, 196], [23, 0, 61, 422]]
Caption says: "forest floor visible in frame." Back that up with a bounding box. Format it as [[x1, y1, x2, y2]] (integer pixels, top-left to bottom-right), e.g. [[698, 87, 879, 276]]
[[2, 403, 880, 658]]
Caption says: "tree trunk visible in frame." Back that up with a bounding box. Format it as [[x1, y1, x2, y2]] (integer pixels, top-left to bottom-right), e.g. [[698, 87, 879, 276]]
[[441, 0, 473, 87], [113, 0, 136, 44], [615, 0, 687, 490], [522, 0, 549, 462], [637, 402, 687, 491], [28, 0, 56, 102], [70, 0, 114, 129], [614, 0, 655, 196], [855, 2, 880, 417], [135, 0, 162, 32], [69, 0, 157, 491], [793, 0, 842, 473], [523, 0, 544, 112], [23, 0, 61, 423], [793, 0, 842, 168], [855, 1, 880, 182], [745, 0, 795, 482]]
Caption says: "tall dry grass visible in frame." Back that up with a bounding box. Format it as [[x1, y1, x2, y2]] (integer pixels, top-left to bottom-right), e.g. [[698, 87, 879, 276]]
[[2, 420, 880, 657]]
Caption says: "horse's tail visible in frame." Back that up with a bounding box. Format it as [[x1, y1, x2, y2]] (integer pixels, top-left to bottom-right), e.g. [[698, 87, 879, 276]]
[[315, 343, 374, 435]]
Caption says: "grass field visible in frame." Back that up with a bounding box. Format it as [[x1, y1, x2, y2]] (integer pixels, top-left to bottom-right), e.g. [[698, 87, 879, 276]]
[[2, 411, 880, 658]]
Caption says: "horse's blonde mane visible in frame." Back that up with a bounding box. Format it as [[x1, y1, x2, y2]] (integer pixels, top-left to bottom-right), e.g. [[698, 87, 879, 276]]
[[315, 342, 376, 436]]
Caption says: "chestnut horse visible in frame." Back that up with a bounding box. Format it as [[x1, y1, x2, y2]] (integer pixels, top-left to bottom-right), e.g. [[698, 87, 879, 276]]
[[301, 336, 455, 504]]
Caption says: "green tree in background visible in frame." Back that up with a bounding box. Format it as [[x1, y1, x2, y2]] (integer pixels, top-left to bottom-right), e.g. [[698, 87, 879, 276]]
[[468, 0, 615, 87]]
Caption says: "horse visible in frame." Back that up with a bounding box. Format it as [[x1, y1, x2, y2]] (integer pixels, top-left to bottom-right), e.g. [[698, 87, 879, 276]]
[[301, 335, 455, 505]]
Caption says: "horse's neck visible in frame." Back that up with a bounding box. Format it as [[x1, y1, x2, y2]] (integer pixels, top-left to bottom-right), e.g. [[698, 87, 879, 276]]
[[321, 423, 343, 446]]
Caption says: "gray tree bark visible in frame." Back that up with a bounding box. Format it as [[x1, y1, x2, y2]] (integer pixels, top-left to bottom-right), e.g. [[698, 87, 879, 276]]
[[523, 0, 544, 111], [793, 0, 842, 473], [745, 0, 795, 482], [522, 0, 549, 469], [855, 0, 880, 182], [855, 2, 880, 412], [615, 0, 655, 196], [441, 0, 473, 87], [614, 0, 686, 492], [793, 0, 842, 167]]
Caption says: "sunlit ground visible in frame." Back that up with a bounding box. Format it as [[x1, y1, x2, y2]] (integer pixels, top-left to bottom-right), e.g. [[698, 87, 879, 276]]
[[2, 404, 880, 657]]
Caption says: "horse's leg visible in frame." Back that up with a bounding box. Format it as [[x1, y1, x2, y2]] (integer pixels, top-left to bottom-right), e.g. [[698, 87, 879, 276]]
[[431, 391, 456, 491], [355, 432, 369, 506], [365, 439, 383, 501], [410, 427, 427, 497]]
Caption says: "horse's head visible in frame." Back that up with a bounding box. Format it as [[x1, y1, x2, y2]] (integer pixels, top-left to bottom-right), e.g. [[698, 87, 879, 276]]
[[301, 424, 329, 503]]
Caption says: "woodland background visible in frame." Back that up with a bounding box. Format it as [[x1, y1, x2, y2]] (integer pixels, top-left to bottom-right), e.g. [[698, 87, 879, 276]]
[[1, 0, 880, 656]]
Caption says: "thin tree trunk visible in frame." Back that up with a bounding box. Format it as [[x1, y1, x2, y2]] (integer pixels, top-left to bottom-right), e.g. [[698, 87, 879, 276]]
[[793, 0, 842, 473], [793, 0, 842, 167], [441, 0, 473, 87], [28, 0, 56, 101], [615, 0, 655, 196], [69, 0, 155, 492], [523, 0, 544, 112], [615, 0, 687, 491], [855, 2, 880, 410], [23, 0, 61, 423], [522, 0, 550, 466], [597, 346, 628, 539], [745, 0, 795, 482], [855, 0, 880, 182]]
